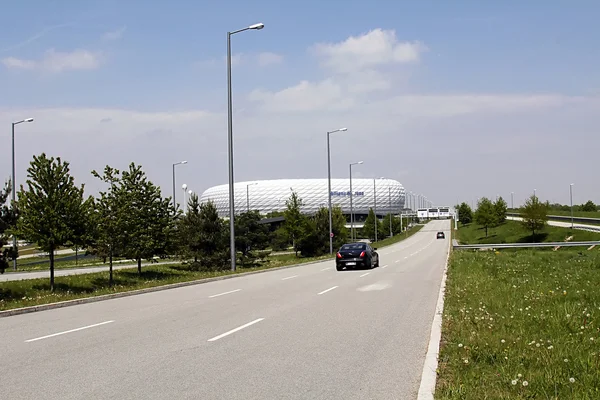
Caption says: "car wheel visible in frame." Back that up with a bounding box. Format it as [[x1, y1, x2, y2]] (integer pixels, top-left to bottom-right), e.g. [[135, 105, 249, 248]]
[[336, 265, 343, 271]]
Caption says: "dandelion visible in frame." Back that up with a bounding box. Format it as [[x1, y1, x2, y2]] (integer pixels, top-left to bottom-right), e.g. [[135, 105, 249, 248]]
[[569, 378, 575, 383], [564, 359, 569, 363], [518, 374, 522, 378], [464, 359, 469, 364], [522, 381, 528, 387], [501, 339, 506, 343], [567, 314, 571, 318], [511, 380, 518, 385], [458, 343, 463, 348], [547, 345, 554, 350]]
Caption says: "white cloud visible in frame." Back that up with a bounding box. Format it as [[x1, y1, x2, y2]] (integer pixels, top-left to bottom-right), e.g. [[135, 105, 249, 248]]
[[312, 28, 427, 73], [257, 52, 283, 67], [102, 27, 126, 41], [2, 49, 103, 73]]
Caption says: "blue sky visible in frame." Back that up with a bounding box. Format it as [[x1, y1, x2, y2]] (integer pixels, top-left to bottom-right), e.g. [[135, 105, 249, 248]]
[[1, 0, 599, 207]]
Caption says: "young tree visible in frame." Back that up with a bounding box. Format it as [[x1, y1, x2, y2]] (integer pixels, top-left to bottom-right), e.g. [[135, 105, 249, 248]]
[[475, 197, 495, 237], [296, 216, 321, 257], [235, 210, 269, 265], [520, 195, 549, 240], [16, 154, 87, 291], [494, 196, 508, 225], [117, 163, 174, 275], [0, 179, 18, 274], [329, 206, 349, 250], [581, 200, 597, 212], [362, 208, 377, 241], [458, 202, 473, 225], [178, 193, 203, 263], [270, 226, 290, 251], [196, 200, 228, 269], [381, 214, 395, 239], [283, 191, 306, 256]]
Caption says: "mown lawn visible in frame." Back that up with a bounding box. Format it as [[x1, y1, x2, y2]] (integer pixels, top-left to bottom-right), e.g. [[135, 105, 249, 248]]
[[456, 220, 600, 245], [436, 249, 600, 399]]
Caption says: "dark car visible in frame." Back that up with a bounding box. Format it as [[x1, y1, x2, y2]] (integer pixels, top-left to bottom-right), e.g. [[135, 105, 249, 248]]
[[336, 242, 379, 271], [436, 231, 445, 239]]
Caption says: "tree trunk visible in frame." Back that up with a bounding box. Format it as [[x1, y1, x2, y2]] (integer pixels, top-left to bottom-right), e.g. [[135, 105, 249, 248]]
[[49, 246, 55, 292], [485, 226, 488, 237], [137, 258, 142, 275], [109, 246, 113, 287], [75, 247, 78, 266]]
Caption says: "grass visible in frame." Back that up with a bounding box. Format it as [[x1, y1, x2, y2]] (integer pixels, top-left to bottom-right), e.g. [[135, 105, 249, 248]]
[[456, 220, 600, 245], [435, 249, 600, 399], [372, 224, 424, 248]]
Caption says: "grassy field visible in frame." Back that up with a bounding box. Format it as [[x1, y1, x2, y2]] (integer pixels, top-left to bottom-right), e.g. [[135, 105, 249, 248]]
[[456, 220, 600, 245], [436, 250, 600, 399]]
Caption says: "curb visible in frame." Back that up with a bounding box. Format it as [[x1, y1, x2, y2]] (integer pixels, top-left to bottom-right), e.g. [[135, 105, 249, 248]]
[[0, 258, 332, 318], [417, 232, 451, 399]]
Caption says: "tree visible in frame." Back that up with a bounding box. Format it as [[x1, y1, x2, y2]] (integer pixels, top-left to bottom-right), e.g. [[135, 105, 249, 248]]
[[117, 163, 174, 275], [177, 193, 203, 263], [283, 191, 306, 256], [196, 200, 228, 269], [520, 195, 548, 240], [458, 202, 473, 225], [494, 196, 508, 225], [330, 206, 349, 249], [296, 216, 321, 257], [0, 179, 18, 274], [475, 197, 495, 237], [270, 226, 290, 251], [381, 214, 395, 238], [235, 210, 269, 265], [581, 200, 597, 212], [362, 208, 377, 241], [16, 154, 87, 291]]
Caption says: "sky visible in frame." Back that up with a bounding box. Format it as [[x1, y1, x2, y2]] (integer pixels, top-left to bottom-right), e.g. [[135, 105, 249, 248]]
[[1, 0, 599, 208]]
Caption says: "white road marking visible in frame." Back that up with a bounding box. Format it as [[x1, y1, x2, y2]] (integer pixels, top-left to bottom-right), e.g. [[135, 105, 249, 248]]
[[209, 289, 241, 298], [282, 275, 298, 280], [404, 257, 409, 259], [318, 286, 339, 295], [382, 265, 388, 269], [395, 260, 400, 263], [359, 272, 370, 277], [321, 267, 331, 271], [207, 318, 264, 342], [25, 320, 114, 343]]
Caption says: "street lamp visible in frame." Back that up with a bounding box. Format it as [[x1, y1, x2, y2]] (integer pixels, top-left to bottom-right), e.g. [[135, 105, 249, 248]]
[[570, 183, 574, 229], [246, 182, 258, 212], [511, 192, 514, 209], [182, 184, 188, 213], [388, 186, 393, 237], [326, 127, 348, 253], [349, 161, 363, 241], [227, 22, 264, 272], [172, 160, 187, 210], [11, 117, 34, 271]]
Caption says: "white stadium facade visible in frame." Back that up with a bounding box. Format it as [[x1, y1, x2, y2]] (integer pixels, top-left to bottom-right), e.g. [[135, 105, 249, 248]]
[[199, 178, 407, 219]]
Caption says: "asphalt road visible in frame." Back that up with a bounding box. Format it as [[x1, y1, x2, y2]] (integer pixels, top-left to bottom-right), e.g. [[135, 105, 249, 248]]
[[0, 220, 450, 400]]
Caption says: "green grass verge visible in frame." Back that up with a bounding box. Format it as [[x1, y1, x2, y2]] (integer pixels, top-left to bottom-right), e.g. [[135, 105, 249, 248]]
[[0, 254, 334, 311], [436, 250, 600, 399], [456, 220, 600, 245], [372, 224, 424, 248]]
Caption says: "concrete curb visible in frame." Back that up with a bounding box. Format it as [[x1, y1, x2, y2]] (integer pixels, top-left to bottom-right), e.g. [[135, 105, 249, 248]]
[[0, 258, 332, 318], [417, 233, 451, 399]]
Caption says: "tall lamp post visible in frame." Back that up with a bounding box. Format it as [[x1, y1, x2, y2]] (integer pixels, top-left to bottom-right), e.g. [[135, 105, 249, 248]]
[[570, 183, 574, 229], [11, 117, 34, 271], [182, 184, 188, 213], [227, 22, 264, 272], [246, 182, 258, 212], [511, 192, 514, 209], [326, 127, 348, 253], [373, 177, 384, 242], [388, 187, 393, 237], [172, 160, 187, 210], [349, 161, 363, 241]]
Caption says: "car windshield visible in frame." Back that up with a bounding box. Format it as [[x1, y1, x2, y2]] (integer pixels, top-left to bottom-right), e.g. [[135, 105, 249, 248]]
[[341, 243, 366, 250]]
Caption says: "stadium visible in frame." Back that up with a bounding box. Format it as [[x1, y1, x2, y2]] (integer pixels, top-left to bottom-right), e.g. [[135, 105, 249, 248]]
[[199, 178, 407, 220]]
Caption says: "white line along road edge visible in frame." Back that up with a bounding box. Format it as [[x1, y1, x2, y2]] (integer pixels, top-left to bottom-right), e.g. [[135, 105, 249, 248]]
[[317, 286, 338, 295], [417, 236, 451, 400], [25, 320, 115, 343], [207, 318, 264, 342], [208, 289, 241, 298]]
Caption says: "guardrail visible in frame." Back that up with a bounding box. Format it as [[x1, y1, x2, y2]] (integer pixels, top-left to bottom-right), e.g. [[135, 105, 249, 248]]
[[507, 212, 600, 224], [453, 240, 600, 249]]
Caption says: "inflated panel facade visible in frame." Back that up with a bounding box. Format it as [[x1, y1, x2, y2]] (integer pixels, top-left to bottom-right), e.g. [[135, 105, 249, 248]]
[[199, 178, 406, 217]]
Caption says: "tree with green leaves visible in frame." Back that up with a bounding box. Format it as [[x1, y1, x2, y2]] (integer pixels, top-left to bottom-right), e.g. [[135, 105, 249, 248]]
[[581, 200, 597, 212], [520, 195, 549, 240], [283, 191, 306, 256], [270, 226, 290, 251], [381, 214, 396, 238], [362, 208, 378, 241], [16, 154, 88, 291], [89, 166, 127, 285], [235, 210, 269, 265], [117, 163, 175, 275], [458, 202, 473, 225], [296, 215, 321, 257], [494, 196, 508, 225], [177, 192, 203, 264], [196, 200, 228, 269], [475, 197, 495, 237], [0, 179, 18, 274]]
